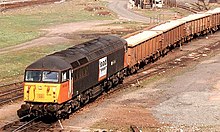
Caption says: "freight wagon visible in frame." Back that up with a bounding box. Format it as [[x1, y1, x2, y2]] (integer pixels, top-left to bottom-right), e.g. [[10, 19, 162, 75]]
[[125, 31, 163, 74], [206, 8, 220, 31]]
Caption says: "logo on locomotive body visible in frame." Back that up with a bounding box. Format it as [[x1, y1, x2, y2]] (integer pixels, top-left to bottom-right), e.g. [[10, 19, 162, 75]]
[[98, 57, 107, 81]]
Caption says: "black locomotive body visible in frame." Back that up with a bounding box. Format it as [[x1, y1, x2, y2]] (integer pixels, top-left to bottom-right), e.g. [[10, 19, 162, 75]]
[[61, 35, 127, 96], [18, 35, 127, 118]]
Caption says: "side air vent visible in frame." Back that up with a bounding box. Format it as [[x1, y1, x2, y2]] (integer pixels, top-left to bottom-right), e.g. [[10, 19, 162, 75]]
[[71, 61, 79, 68], [78, 57, 88, 65], [95, 50, 104, 56], [84, 42, 93, 46]]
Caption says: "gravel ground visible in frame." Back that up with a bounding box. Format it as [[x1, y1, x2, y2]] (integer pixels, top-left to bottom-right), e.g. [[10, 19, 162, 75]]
[[152, 52, 220, 128]]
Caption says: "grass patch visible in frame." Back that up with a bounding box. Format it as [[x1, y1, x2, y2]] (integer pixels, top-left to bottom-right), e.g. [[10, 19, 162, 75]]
[[140, 75, 162, 86], [0, 0, 115, 49], [0, 35, 88, 83], [0, 44, 69, 79]]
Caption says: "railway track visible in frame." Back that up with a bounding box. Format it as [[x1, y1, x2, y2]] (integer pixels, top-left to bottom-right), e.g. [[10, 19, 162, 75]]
[[0, 116, 55, 132], [0, 82, 22, 89], [0, 82, 23, 106], [0, 0, 60, 11]]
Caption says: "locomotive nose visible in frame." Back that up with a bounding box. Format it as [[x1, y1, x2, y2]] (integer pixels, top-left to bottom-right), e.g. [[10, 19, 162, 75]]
[[24, 83, 60, 103]]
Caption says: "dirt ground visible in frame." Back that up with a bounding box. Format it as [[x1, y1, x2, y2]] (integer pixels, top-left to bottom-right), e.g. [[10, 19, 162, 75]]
[[0, 20, 123, 55]]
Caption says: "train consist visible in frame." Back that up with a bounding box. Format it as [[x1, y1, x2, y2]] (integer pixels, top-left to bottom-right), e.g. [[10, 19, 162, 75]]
[[17, 8, 220, 119]]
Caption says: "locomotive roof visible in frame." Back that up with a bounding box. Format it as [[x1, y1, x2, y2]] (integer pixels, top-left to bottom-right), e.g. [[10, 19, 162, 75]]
[[125, 30, 163, 47], [26, 35, 127, 71], [151, 20, 185, 32], [26, 56, 72, 71]]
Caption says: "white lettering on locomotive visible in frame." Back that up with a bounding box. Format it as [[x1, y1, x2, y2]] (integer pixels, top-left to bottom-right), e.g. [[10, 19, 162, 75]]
[[99, 57, 107, 80]]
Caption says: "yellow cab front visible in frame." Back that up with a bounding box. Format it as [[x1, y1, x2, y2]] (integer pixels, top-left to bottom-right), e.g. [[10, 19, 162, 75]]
[[23, 70, 72, 104]]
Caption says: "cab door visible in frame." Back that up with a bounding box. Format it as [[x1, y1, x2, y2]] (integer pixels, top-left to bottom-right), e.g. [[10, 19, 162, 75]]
[[68, 69, 73, 98]]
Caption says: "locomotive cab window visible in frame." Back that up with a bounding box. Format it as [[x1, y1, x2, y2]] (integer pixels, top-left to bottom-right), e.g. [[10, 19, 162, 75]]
[[42, 71, 59, 82], [61, 70, 69, 82], [25, 70, 59, 83], [25, 70, 42, 82]]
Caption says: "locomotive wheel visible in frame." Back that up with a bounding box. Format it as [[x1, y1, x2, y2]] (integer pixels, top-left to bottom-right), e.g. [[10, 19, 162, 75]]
[[17, 108, 29, 118], [107, 80, 113, 90], [71, 100, 80, 111], [113, 76, 119, 86], [118, 76, 124, 84], [81, 91, 90, 105], [63, 103, 72, 114]]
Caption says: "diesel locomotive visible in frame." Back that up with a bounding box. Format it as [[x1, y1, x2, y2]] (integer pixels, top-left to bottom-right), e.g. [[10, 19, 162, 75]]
[[17, 35, 128, 118], [17, 8, 220, 119]]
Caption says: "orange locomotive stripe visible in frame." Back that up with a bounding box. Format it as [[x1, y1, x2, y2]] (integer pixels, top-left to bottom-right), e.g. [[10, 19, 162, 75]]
[[58, 81, 71, 104]]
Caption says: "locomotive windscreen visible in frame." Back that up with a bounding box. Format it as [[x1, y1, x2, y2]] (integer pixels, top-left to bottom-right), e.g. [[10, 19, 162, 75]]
[[25, 70, 59, 83]]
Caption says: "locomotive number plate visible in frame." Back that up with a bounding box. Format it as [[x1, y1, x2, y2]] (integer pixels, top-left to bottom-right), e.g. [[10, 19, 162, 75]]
[[37, 94, 44, 99]]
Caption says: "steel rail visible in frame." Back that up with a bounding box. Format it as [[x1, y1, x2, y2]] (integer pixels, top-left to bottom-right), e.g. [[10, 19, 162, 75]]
[[0, 82, 22, 88], [12, 117, 39, 132], [1, 115, 31, 131], [0, 87, 23, 97], [0, 93, 23, 105], [0, 0, 61, 11], [18, 121, 44, 132]]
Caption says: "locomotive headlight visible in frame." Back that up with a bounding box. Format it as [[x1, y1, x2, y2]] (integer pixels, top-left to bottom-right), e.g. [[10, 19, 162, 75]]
[[53, 87, 56, 92], [53, 87, 56, 95], [47, 87, 50, 93], [26, 86, 30, 93], [38, 86, 42, 90]]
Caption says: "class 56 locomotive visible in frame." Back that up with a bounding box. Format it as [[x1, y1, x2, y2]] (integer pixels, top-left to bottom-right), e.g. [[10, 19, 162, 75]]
[[17, 35, 128, 119]]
